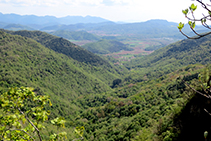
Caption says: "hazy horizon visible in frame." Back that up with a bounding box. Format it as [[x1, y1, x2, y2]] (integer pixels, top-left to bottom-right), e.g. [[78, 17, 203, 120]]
[[0, 0, 207, 24], [0, 12, 176, 24]]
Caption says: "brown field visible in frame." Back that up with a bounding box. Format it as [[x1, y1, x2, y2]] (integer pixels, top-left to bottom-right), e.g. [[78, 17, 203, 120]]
[[71, 38, 175, 63], [112, 47, 153, 56], [105, 39, 175, 62]]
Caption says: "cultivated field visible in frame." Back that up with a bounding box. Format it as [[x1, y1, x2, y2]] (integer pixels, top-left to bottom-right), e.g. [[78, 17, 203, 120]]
[[70, 38, 176, 62]]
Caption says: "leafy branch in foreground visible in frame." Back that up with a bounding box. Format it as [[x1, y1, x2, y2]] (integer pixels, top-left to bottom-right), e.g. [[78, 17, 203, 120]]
[[72, 126, 85, 141], [0, 87, 67, 141], [178, 0, 211, 39]]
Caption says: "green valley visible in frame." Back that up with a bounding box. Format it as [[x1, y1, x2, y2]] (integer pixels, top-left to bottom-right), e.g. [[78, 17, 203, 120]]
[[82, 39, 133, 54], [1, 21, 211, 141]]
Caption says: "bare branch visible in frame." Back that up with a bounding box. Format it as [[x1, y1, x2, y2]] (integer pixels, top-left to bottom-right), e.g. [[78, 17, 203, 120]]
[[186, 16, 203, 22], [18, 108, 42, 141], [179, 29, 211, 39], [204, 108, 211, 116], [191, 27, 202, 36], [180, 78, 211, 99], [196, 0, 211, 13]]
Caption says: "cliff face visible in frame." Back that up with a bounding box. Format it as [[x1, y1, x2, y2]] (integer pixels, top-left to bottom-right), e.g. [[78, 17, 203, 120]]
[[174, 93, 211, 141]]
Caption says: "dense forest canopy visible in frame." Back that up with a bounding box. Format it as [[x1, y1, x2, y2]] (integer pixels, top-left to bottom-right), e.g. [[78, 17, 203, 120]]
[[1, 5, 211, 139]]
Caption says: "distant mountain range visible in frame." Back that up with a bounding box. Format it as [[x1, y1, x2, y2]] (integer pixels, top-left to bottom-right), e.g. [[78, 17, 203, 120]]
[[0, 13, 209, 39], [0, 12, 110, 27]]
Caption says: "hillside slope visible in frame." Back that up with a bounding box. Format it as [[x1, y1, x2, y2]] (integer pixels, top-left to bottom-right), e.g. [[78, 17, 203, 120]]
[[0, 30, 115, 118], [74, 34, 211, 140], [50, 30, 101, 41], [74, 64, 206, 140], [82, 39, 133, 54], [3, 24, 34, 31], [1, 28, 211, 140], [2, 30, 105, 66], [123, 34, 211, 83], [1, 29, 127, 85]]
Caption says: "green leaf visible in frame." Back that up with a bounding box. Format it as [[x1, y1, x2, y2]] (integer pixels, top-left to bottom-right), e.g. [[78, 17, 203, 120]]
[[190, 3, 197, 11], [204, 131, 208, 139], [177, 22, 184, 30], [188, 21, 192, 26], [192, 22, 196, 29], [75, 126, 85, 137], [182, 9, 189, 15], [188, 21, 196, 29], [201, 19, 206, 23]]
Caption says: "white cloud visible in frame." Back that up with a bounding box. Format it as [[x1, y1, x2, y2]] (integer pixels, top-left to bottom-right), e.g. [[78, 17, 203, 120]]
[[0, 0, 106, 6], [0, 0, 137, 6], [0, 0, 61, 6]]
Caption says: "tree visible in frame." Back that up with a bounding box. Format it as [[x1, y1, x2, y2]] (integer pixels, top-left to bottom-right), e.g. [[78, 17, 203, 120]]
[[178, 0, 211, 39], [0, 87, 67, 141], [111, 79, 122, 88]]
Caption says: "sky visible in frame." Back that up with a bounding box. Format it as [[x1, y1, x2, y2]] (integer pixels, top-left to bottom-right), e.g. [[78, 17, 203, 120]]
[[0, 0, 209, 23]]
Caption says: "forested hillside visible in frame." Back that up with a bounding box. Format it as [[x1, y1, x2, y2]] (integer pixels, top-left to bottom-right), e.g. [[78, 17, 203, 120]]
[[3, 24, 34, 31], [1, 27, 211, 141], [2, 30, 106, 66], [75, 64, 206, 140], [1, 29, 128, 85], [72, 34, 211, 140], [0, 30, 124, 119], [82, 39, 133, 54], [123, 34, 211, 83], [50, 30, 101, 41]]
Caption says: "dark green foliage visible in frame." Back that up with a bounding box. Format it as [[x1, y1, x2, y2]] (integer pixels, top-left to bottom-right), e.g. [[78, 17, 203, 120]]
[[1, 29, 126, 86], [2, 26, 211, 141], [75, 64, 204, 141], [82, 39, 133, 54], [74, 34, 211, 140], [111, 79, 122, 88], [0, 30, 116, 119], [2, 30, 108, 66]]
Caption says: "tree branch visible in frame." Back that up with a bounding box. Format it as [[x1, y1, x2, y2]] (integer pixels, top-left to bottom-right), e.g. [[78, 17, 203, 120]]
[[181, 78, 211, 99], [196, 0, 211, 13], [180, 0, 211, 39], [204, 108, 211, 116], [191, 27, 202, 37], [18, 108, 42, 141], [179, 29, 211, 39]]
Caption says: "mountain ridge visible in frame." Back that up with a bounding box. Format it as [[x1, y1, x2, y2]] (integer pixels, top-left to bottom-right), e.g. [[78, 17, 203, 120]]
[[0, 12, 110, 26]]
